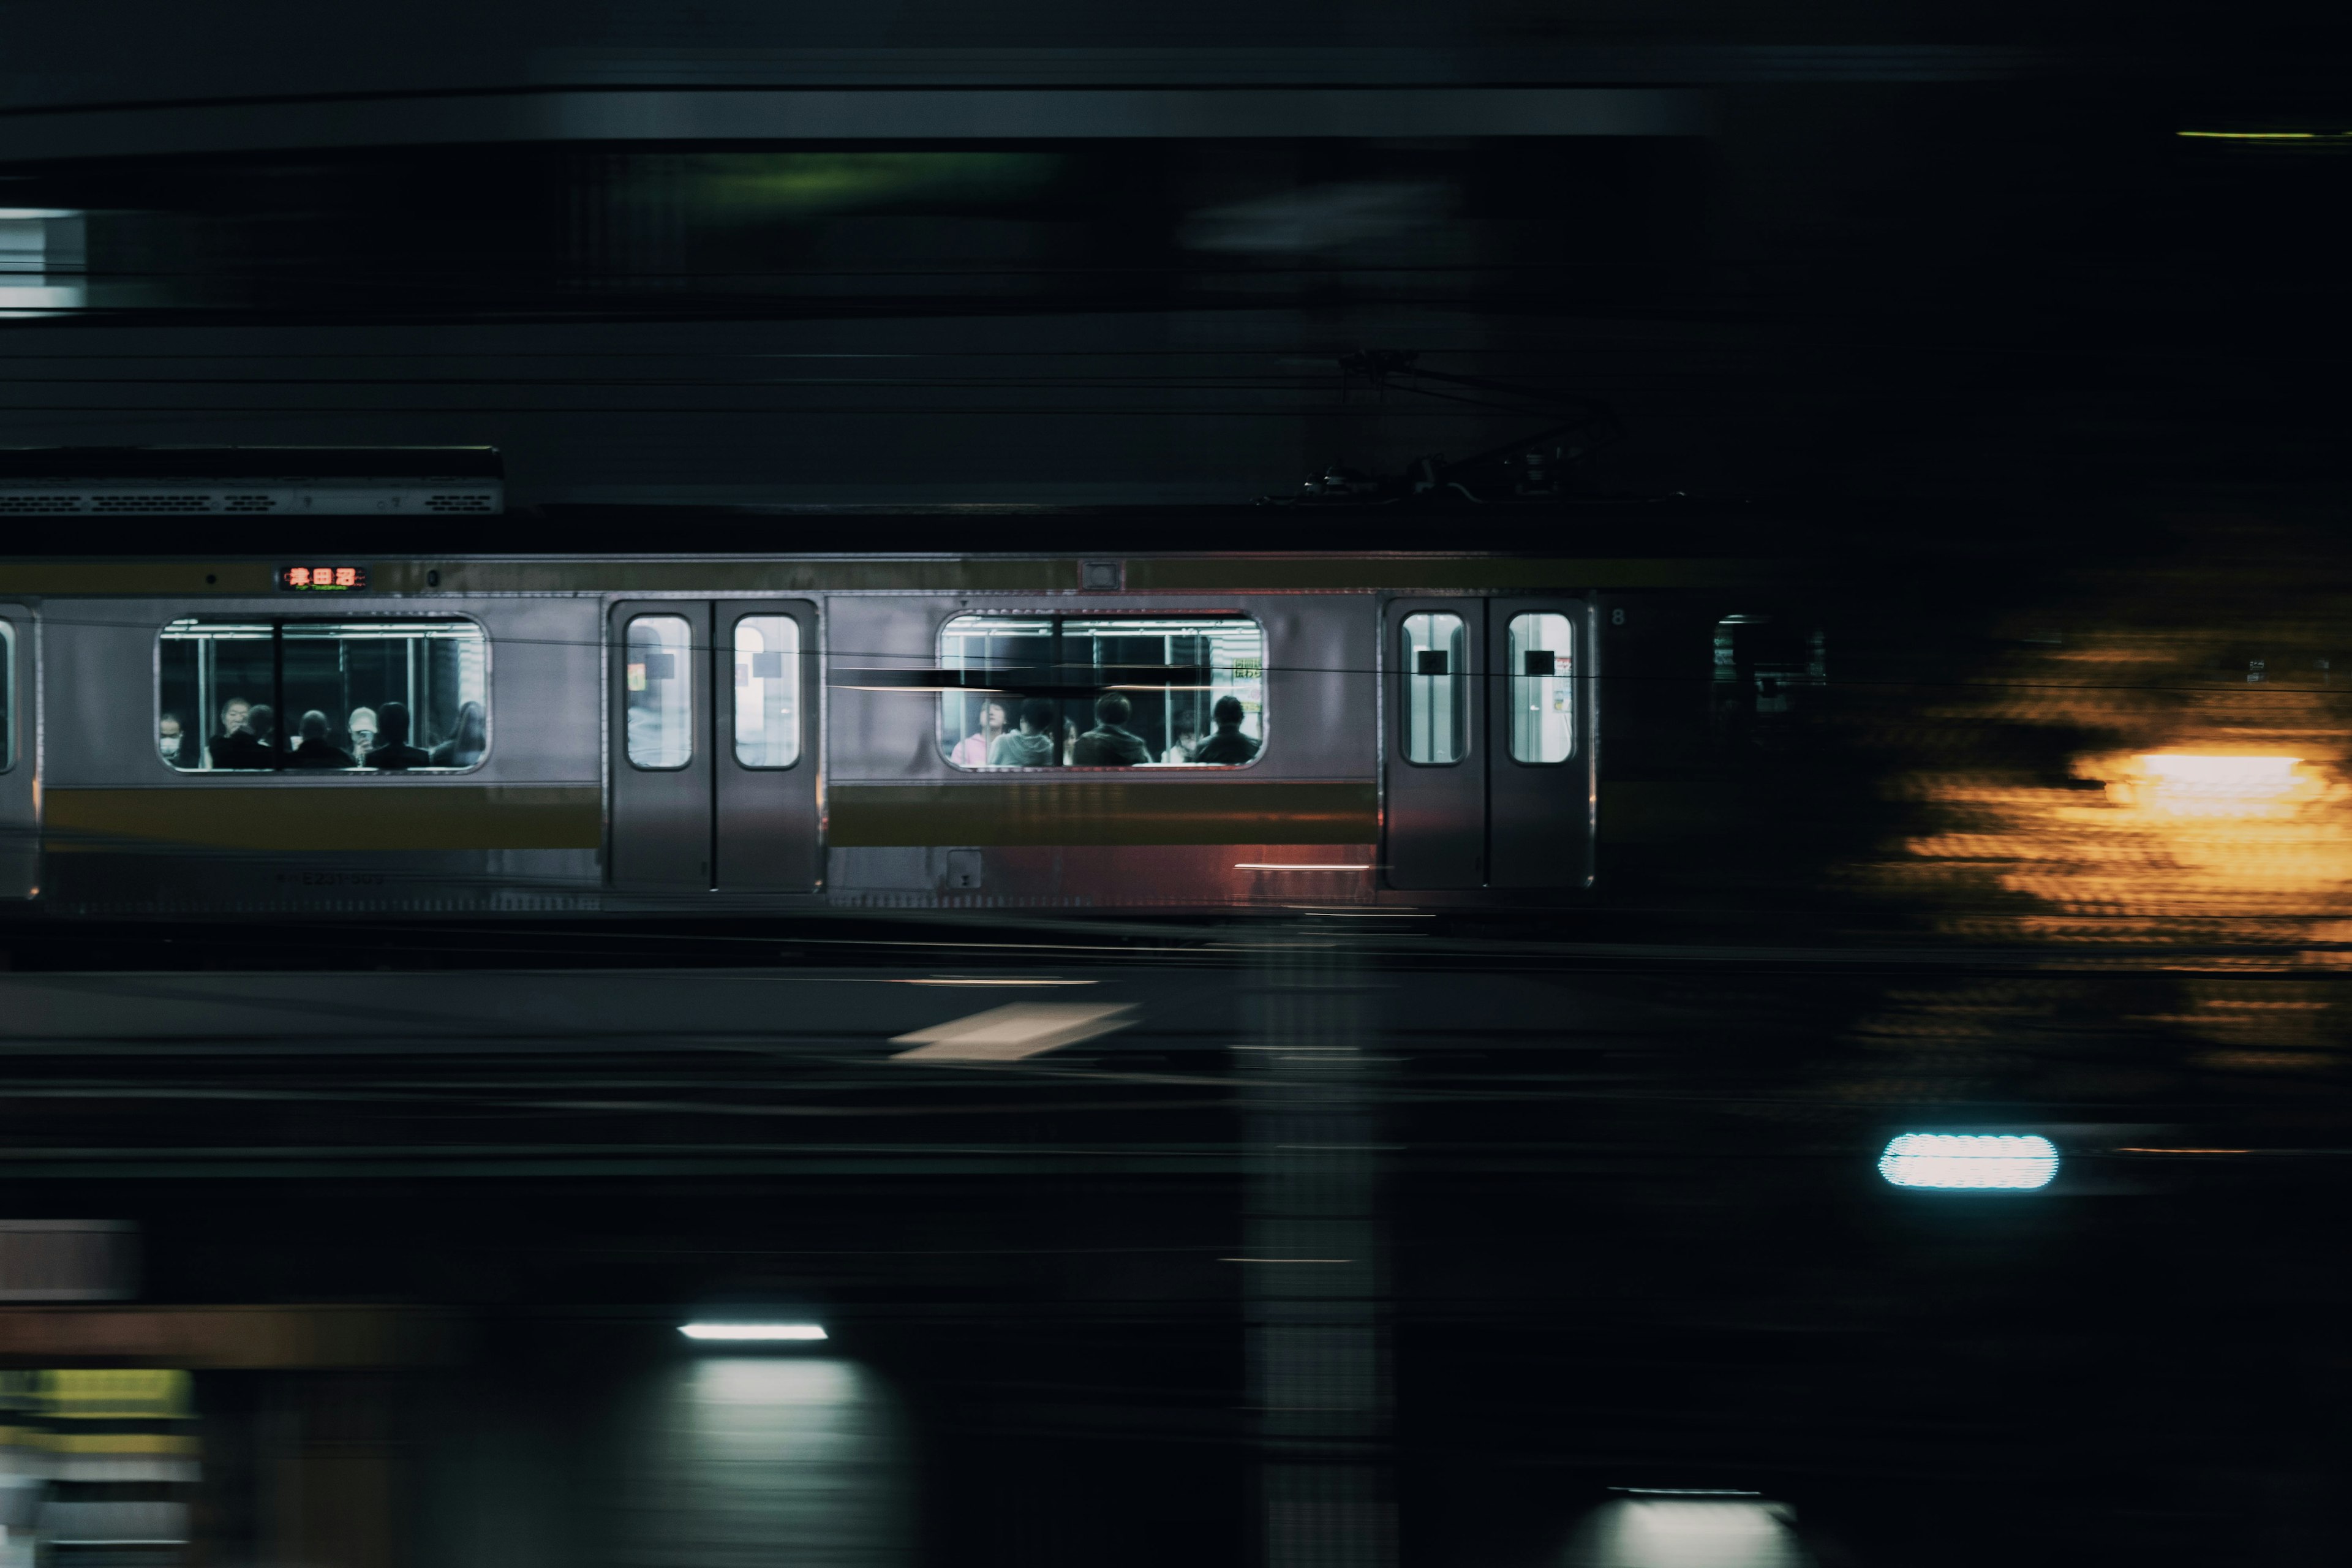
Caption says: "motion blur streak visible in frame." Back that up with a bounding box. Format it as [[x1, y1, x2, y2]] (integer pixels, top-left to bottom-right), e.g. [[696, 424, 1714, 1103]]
[[1563, 1499, 1812, 1567], [1879, 1133, 2060, 1190], [890, 1001, 1137, 1060], [679, 1323, 827, 1341]]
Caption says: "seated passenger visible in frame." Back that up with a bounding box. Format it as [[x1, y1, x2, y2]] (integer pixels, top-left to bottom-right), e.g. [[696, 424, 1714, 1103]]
[[429, 700, 487, 768], [1071, 693, 1151, 767], [1192, 695, 1261, 764], [987, 698, 1060, 767], [366, 701, 432, 771], [158, 712, 193, 768], [209, 701, 274, 769], [286, 710, 354, 769], [345, 706, 378, 766], [951, 698, 1010, 769]]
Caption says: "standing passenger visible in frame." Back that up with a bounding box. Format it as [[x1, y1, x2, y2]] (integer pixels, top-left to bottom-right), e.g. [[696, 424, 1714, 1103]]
[[987, 698, 1060, 767], [429, 701, 487, 768], [366, 702, 432, 771], [287, 710, 355, 769], [951, 698, 1010, 768]]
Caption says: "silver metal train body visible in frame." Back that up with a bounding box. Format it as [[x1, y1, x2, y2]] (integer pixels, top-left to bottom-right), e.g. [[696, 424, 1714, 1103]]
[[0, 550, 1758, 916]]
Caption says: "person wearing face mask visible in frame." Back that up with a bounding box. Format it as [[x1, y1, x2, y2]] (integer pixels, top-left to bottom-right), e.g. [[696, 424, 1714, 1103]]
[[159, 713, 194, 769], [346, 706, 379, 767]]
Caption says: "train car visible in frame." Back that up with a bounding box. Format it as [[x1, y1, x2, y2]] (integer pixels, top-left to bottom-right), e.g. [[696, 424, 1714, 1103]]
[[0, 536, 1799, 918]]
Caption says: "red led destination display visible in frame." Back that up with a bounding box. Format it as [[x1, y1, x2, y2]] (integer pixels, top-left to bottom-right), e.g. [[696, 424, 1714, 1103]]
[[277, 565, 369, 592]]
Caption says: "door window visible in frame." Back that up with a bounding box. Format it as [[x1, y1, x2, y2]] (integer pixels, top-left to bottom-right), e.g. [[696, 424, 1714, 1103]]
[[624, 615, 693, 770], [732, 615, 802, 769], [1400, 611, 1467, 765], [1507, 612, 1575, 764]]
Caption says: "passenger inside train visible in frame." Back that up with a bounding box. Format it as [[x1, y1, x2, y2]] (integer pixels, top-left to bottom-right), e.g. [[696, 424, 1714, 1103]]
[[1072, 694, 1150, 766], [951, 698, 1011, 767], [288, 711, 355, 768], [1193, 696, 1261, 764], [988, 698, 1060, 767], [208, 702, 271, 769]]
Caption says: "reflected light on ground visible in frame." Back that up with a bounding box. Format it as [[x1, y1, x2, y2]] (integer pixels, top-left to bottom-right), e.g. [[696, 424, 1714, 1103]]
[[1563, 1499, 1812, 1567], [1879, 1133, 2059, 1190], [611, 1356, 913, 1567]]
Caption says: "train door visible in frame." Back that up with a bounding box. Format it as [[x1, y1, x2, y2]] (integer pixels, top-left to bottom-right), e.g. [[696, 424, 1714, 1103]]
[[1484, 598, 1595, 889], [1382, 597, 1594, 891], [0, 605, 31, 898], [609, 600, 821, 893], [1386, 600, 1484, 888], [713, 600, 820, 891]]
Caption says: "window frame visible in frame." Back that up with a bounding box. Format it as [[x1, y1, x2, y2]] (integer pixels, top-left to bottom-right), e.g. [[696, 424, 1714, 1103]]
[[622, 612, 696, 774], [1396, 610, 1470, 769], [936, 611, 1268, 774], [154, 611, 492, 778]]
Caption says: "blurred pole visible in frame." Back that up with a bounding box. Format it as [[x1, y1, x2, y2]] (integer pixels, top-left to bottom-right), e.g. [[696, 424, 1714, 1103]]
[[1243, 930, 1395, 1568]]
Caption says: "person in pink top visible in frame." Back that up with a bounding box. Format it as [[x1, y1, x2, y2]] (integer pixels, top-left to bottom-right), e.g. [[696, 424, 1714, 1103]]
[[951, 698, 1011, 767]]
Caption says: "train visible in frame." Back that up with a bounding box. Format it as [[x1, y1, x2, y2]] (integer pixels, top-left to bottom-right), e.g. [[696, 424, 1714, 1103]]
[[0, 532, 1827, 918], [0, 442, 1833, 917]]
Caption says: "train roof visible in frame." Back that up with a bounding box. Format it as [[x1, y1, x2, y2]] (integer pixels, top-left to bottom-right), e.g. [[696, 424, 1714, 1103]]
[[4, 494, 1839, 562]]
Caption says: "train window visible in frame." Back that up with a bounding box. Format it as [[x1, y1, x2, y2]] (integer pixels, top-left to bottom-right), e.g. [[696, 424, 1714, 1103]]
[[1507, 612, 1575, 764], [1400, 612, 1467, 765], [938, 614, 1265, 769], [732, 615, 802, 769], [0, 619, 12, 773], [624, 615, 693, 771], [157, 617, 487, 772]]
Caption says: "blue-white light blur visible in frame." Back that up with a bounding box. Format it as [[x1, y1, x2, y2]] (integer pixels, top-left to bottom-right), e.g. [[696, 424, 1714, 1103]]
[[679, 1322, 828, 1341], [1564, 1499, 1807, 1567], [1879, 1133, 2059, 1190]]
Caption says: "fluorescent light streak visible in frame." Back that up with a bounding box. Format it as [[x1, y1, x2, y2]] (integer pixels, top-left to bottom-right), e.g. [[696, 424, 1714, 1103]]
[[0, 208, 79, 219], [1221, 1257, 1353, 1263], [2177, 130, 2346, 140], [891, 1001, 1136, 1061], [2137, 753, 2299, 784], [1234, 863, 1374, 871], [679, 1322, 827, 1341], [1879, 1133, 2059, 1190], [1611, 1488, 1762, 1497]]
